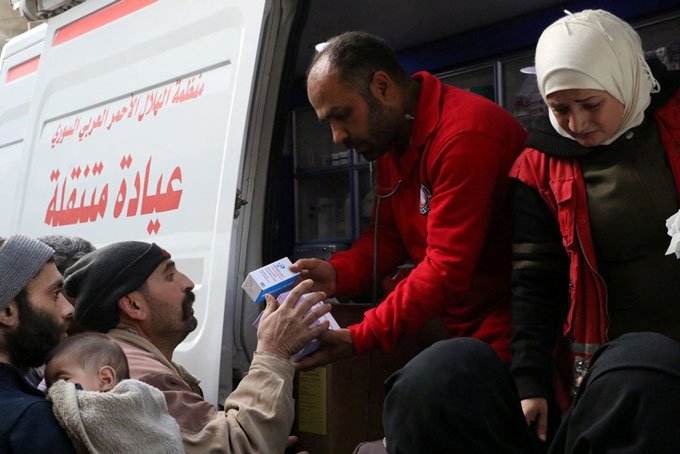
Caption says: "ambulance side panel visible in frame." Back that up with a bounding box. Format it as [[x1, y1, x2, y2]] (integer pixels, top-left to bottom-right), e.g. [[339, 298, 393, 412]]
[[12, 0, 267, 403], [0, 24, 46, 235]]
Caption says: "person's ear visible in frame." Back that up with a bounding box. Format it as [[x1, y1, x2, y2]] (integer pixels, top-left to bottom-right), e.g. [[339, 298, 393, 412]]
[[97, 366, 116, 392], [0, 301, 19, 328], [369, 71, 392, 102], [117, 294, 146, 321]]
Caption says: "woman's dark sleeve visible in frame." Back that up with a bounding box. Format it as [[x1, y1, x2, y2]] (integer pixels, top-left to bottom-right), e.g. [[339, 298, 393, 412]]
[[510, 178, 569, 400]]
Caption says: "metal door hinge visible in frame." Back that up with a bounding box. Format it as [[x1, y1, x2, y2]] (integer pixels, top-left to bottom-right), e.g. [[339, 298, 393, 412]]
[[234, 189, 248, 219]]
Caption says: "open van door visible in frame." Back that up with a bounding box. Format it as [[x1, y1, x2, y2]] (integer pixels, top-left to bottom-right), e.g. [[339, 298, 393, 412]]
[[4, 0, 304, 404]]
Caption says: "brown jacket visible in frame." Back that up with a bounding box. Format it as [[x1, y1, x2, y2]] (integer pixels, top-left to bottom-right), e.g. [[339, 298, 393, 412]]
[[108, 329, 294, 454]]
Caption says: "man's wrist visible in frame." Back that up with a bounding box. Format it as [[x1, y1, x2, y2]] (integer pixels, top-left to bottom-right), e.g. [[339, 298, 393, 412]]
[[251, 351, 295, 381], [255, 343, 288, 360]]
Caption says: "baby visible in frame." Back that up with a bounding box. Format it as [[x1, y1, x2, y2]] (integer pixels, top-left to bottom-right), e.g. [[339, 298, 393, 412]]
[[45, 333, 183, 454]]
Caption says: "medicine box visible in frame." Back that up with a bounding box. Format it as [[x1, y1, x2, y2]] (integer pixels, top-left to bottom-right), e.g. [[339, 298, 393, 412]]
[[241, 257, 299, 303], [277, 292, 340, 361], [251, 292, 340, 361]]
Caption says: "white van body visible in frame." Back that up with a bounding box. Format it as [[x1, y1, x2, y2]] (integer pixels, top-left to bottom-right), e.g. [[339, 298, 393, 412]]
[[0, 23, 46, 235], [6, 0, 676, 414], [0, 0, 295, 404]]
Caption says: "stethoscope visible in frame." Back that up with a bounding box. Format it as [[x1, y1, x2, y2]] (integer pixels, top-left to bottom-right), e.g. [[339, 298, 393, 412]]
[[361, 112, 413, 304], [355, 114, 412, 435], [368, 161, 402, 305]]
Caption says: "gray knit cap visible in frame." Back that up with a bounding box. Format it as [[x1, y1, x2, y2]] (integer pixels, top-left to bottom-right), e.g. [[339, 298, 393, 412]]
[[0, 235, 55, 309]]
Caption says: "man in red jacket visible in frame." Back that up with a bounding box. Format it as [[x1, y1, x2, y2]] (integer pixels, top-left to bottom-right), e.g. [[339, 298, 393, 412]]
[[292, 31, 527, 369]]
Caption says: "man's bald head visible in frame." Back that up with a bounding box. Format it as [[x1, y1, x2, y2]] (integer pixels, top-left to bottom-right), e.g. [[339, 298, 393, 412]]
[[307, 31, 411, 98]]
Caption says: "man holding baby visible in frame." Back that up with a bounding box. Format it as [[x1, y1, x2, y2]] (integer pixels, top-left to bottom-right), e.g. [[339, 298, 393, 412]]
[[63, 240, 329, 454]]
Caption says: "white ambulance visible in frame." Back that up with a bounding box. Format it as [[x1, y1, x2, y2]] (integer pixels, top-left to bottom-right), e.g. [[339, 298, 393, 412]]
[[0, 0, 297, 404], [2, 0, 677, 416]]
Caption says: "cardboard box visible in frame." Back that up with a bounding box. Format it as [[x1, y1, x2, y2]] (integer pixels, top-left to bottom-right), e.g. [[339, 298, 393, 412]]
[[241, 257, 299, 303], [293, 303, 447, 454]]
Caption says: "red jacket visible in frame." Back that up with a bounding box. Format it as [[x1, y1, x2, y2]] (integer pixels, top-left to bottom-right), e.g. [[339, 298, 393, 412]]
[[510, 86, 680, 408], [328, 72, 527, 361]]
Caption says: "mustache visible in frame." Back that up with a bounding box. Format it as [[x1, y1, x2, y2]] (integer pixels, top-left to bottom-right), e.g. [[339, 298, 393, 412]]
[[182, 290, 195, 306]]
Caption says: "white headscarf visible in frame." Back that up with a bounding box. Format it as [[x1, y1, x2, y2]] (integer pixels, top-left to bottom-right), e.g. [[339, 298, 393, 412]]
[[535, 9, 660, 145]]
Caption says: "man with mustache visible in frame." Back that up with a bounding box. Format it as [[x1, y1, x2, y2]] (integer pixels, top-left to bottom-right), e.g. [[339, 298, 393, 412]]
[[0, 235, 75, 452], [64, 241, 330, 453], [293, 31, 527, 369]]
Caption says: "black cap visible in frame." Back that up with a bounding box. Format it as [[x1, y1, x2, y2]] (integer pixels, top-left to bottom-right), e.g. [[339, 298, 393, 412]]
[[64, 241, 170, 332]]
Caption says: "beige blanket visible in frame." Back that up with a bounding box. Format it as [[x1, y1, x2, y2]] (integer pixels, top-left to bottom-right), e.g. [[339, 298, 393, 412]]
[[48, 379, 183, 454]]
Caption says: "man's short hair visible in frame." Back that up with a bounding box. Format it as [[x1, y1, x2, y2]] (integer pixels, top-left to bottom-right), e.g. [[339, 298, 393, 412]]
[[64, 241, 170, 333], [307, 31, 411, 96], [38, 235, 96, 275], [47, 332, 130, 381]]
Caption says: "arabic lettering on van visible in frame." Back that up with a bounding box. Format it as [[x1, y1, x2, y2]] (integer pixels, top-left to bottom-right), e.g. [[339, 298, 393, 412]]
[[44, 155, 183, 235], [50, 74, 206, 149], [40, 66, 228, 236]]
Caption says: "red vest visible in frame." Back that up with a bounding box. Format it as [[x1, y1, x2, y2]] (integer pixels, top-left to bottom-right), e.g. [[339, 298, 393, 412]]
[[510, 89, 680, 409]]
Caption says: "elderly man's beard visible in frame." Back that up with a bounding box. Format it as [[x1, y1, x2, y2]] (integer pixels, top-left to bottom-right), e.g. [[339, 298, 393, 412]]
[[5, 300, 63, 372]]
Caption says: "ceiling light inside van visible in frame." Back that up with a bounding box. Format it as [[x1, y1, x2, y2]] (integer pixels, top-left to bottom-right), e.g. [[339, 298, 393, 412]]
[[315, 41, 328, 52], [520, 66, 536, 75]]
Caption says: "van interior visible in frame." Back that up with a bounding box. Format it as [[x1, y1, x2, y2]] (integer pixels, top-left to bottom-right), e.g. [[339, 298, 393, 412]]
[[236, 1, 680, 451]]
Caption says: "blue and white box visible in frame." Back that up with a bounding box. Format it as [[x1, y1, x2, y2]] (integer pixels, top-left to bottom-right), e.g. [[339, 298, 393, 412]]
[[241, 257, 299, 303]]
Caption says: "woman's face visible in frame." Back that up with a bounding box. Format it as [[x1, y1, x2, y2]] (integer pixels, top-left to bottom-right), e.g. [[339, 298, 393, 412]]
[[546, 89, 625, 147]]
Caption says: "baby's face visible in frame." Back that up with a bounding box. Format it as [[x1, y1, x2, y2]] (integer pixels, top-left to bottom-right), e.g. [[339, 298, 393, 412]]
[[45, 353, 102, 391]]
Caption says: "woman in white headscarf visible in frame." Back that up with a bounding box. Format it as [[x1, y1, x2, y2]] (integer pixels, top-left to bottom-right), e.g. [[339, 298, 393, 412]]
[[509, 9, 680, 444]]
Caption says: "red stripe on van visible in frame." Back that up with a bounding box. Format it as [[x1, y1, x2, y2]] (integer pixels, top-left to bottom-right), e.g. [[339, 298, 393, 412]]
[[53, 0, 157, 46], [6, 56, 41, 83]]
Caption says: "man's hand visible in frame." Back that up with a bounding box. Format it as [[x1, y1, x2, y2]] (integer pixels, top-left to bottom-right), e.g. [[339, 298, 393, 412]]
[[521, 397, 548, 442], [256, 280, 331, 360], [293, 328, 354, 370], [289, 258, 337, 297], [286, 435, 309, 454]]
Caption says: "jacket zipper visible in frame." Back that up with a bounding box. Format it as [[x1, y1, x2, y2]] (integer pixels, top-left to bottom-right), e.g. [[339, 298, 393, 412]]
[[573, 176, 609, 342]]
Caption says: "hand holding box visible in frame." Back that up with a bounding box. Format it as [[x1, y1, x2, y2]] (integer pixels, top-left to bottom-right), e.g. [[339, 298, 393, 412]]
[[252, 291, 340, 361]]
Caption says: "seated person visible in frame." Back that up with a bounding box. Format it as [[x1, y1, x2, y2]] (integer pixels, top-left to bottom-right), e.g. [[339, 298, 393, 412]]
[[382, 333, 680, 453], [45, 332, 183, 453]]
